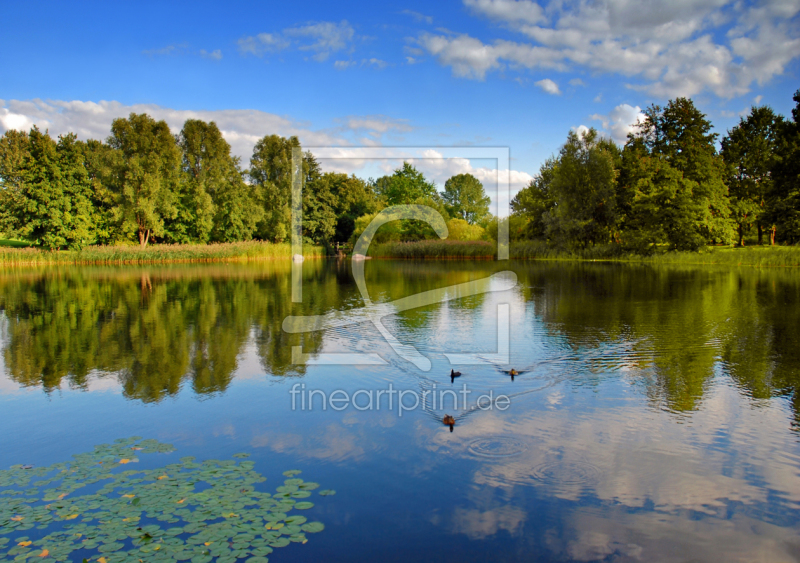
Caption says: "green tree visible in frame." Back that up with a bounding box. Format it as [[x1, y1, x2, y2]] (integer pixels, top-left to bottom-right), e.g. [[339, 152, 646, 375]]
[[249, 135, 300, 242], [177, 119, 262, 243], [620, 146, 708, 252], [107, 113, 182, 246], [0, 129, 31, 238], [542, 128, 619, 249], [442, 173, 491, 224], [768, 89, 800, 244], [1, 128, 94, 250], [81, 139, 120, 244], [510, 157, 557, 239], [380, 162, 439, 205], [633, 98, 733, 244], [721, 106, 784, 245]]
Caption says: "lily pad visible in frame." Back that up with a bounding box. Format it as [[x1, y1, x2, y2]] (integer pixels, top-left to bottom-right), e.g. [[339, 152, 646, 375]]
[[293, 502, 314, 510]]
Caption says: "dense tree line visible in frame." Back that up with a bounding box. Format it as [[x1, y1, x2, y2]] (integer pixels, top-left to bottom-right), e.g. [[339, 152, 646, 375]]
[[511, 91, 800, 251], [2, 90, 798, 252], [0, 114, 492, 250]]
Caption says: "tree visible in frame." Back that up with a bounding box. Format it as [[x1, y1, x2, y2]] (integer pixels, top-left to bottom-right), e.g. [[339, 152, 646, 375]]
[[249, 135, 301, 242], [107, 113, 182, 246], [1, 128, 94, 250], [379, 162, 439, 205], [442, 173, 490, 224], [633, 98, 733, 244], [81, 139, 121, 244], [511, 157, 557, 239], [0, 129, 30, 238], [541, 128, 619, 248], [768, 89, 800, 244], [721, 106, 784, 245], [177, 119, 262, 243], [312, 172, 378, 243]]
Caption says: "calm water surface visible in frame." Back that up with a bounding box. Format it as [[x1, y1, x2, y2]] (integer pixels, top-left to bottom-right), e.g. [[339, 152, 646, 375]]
[[1, 260, 799, 562]]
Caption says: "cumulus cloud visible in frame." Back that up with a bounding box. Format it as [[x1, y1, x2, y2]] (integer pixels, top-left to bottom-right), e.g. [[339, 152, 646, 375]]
[[0, 98, 352, 163], [418, 0, 800, 98], [590, 103, 646, 144], [464, 0, 545, 24], [238, 21, 355, 62], [535, 78, 561, 95]]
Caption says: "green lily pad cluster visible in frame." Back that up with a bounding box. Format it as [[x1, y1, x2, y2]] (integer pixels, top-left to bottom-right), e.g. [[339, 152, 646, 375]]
[[0, 438, 331, 562]]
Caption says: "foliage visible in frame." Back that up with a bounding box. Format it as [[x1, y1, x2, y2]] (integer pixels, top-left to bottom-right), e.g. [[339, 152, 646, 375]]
[[0, 129, 94, 250], [442, 173, 490, 224], [721, 106, 784, 245], [248, 134, 300, 242], [376, 162, 439, 205], [768, 89, 800, 244], [542, 128, 619, 249], [107, 113, 182, 247], [446, 218, 485, 241]]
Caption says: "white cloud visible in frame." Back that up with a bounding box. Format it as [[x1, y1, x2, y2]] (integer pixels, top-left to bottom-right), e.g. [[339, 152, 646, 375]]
[[753, 94, 763, 104], [571, 124, 591, 138], [590, 103, 646, 144], [464, 0, 545, 24], [284, 20, 355, 62], [142, 43, 188, 56], [334, 60, 357, 70], [569, 77, 586, 87], [417, 0, 800, 98], [200, 49, 222, 60], [0, 98, 344, 164], [400, 10, 433, 24], [535, 78, 561, 95], [237, 33, 290, 56], [341, 116, 413, 136], [363, 58, 388, 69], [238, 21, 355, 62]]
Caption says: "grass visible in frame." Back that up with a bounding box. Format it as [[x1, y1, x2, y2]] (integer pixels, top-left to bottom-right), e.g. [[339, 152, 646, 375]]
[[370, 238, 800, 267], [0, 241, 326, 266], [370, 240, 495, 259]]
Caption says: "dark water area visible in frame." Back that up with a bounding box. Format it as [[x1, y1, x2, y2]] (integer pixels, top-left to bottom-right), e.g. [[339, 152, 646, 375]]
[[1, 260, 799, 562]]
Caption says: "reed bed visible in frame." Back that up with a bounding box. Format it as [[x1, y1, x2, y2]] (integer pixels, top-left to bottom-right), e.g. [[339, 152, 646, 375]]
[[370, 240, 496, 259], [371, 238, 800, 267], [0, 241, 326, 266]]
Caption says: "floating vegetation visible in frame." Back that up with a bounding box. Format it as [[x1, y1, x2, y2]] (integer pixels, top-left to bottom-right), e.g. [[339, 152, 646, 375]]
[[0, 438, 332, 562]]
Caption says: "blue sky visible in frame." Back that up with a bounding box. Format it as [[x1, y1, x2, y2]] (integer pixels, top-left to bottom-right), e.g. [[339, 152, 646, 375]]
[[1, 0, 799, 198]]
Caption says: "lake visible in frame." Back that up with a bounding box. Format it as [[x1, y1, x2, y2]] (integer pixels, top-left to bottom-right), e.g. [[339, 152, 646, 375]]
[[1, 260, 799, 562]]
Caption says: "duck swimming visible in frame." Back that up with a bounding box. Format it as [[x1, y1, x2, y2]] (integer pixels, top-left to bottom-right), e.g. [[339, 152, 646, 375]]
[[443, 414, 455, 432], [450, 369, 462, 383]]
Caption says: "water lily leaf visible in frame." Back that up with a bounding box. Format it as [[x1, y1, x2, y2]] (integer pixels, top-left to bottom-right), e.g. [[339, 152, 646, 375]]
[[282, 470, 301, 477], [293, 502, 314, 510], [318, 490, 336, 496], [301, 522, 324, 533]]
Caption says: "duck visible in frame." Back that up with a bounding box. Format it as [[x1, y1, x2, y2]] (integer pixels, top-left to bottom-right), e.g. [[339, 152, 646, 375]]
[[450, 369, 462, 383], [443, 414, 456, 432]]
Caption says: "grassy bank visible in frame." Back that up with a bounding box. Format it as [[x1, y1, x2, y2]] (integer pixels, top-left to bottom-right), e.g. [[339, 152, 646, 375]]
[[370, 239, 800, 267], [0, 241, 326, 266], [370, 240, 495, 259]]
